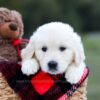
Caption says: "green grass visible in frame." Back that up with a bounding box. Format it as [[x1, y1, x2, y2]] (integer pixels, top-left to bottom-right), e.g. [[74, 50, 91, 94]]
[[83, 35, 100, 100]]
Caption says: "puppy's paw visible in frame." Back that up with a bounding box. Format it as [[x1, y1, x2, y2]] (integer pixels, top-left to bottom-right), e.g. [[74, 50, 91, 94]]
[[21, 59, 39, 76], [65, 64, 85, 84], [65, 71, 81, 84]]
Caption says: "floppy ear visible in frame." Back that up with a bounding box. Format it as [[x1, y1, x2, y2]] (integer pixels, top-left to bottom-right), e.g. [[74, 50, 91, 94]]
[[21, 36, 35, 61], [21, 35, 39, 75], [65, 34, 86, 84], [73, 39, 85, 66]]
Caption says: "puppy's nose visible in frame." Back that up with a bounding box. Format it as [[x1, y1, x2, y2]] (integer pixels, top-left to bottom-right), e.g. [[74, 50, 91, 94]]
[[9, 23, 17, 31], [48, 61, 58, 70]]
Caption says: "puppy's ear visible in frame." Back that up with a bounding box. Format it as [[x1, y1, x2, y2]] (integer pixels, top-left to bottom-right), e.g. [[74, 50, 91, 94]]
[[65, 34, 85, 84], [21, 36, 35, 61], [21, 35, 39, 75], [73, 36, 85, 66], [65, 43, 85, 83]]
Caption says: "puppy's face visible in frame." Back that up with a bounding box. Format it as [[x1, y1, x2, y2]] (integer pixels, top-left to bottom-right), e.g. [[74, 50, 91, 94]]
[[35, 39, 73, 75], [34, 25, 75, 74]]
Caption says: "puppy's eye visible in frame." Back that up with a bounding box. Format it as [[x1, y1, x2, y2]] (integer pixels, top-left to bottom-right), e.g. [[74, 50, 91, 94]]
[[42, 46, 47, 52], [59, 46, 66, 51]]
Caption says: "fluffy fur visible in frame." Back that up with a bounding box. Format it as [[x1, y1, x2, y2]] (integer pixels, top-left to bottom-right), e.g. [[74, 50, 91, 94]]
[[21, 22, 86, 84]]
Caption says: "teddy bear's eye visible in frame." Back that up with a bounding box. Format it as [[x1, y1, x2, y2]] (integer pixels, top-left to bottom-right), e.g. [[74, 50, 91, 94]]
[[5, 20, 11, 22], [42, 46, 47, 52], [59, 46, 66, 51]]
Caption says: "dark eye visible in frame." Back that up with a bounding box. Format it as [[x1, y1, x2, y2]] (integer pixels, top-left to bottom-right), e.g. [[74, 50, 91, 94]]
[[42, 46, 47, 52], [59, 46, 66, 51], [5, 20, 11, 22]]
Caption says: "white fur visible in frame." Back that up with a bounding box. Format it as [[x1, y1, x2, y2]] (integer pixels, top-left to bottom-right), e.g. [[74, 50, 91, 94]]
[[21, 35, 39, 75], [21, 59, 39, 75], [21, 22, 86, 84], [65, 62, 85, 84]]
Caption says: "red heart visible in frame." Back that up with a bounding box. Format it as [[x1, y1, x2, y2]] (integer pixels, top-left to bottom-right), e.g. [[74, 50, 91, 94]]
[[31, 71, 54, 95]]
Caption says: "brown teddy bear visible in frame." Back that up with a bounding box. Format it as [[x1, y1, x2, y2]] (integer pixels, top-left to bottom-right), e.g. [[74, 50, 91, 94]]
[[0, 7, 28, 100]]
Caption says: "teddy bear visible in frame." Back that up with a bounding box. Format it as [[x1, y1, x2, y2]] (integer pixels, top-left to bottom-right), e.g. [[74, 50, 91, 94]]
[[0, 7, 28, 100]]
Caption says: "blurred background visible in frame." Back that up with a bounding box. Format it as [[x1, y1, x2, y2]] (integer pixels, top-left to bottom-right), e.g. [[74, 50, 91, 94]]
[[0, 0, 100, 100]]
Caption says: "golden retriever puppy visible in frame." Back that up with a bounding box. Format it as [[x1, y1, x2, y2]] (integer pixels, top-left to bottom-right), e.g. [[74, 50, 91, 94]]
[[21, 22, 85, 84]]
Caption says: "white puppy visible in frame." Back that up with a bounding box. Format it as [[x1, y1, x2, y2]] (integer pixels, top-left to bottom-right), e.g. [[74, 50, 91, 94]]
[[21, 22, 86, 84]]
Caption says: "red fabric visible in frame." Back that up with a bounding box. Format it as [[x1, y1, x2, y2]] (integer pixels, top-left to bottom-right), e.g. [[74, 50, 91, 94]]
[[31, 71, 54, 95], [58, 94, 67, 100], [12, 39, 21, 46], [12, 39, 22, 61], [78, 68, 88, 84]]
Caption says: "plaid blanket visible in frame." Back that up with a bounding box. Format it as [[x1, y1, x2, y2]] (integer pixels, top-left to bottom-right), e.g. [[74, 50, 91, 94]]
[[0, 61, 89, 100]]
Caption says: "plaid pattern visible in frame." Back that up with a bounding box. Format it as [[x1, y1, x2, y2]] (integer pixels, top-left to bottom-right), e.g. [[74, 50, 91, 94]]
[[0, 61, 89, 100]]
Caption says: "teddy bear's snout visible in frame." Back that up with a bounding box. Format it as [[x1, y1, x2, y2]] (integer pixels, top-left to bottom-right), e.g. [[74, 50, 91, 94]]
[[9, 23, 17, 31]]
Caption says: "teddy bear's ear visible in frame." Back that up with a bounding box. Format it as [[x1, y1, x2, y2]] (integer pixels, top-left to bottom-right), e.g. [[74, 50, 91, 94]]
[[0, 7, 11, 23], [11, 10, 22, 18]]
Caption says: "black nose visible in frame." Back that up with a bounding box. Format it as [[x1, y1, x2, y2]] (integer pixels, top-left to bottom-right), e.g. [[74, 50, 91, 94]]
[[9, 23, 17, 31], [48, 61, 58, 70]]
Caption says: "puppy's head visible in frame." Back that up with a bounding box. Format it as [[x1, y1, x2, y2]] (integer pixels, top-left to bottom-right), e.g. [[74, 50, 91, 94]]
[[22, 22, 85, 75]]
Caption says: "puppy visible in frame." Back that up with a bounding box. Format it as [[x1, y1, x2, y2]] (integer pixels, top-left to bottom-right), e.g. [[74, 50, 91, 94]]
[[21, 22, 85, 84]]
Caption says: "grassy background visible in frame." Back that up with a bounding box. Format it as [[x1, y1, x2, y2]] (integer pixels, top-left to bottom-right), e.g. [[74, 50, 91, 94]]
[[83, 35, 100, 100]]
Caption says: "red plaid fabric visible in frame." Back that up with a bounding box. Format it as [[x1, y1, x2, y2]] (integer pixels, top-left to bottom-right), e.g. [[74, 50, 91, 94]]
[[0, 61, 89, 100]]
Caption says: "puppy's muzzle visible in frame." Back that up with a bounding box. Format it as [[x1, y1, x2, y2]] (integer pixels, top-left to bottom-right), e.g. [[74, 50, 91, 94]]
[[48, 61, 58, 71]]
